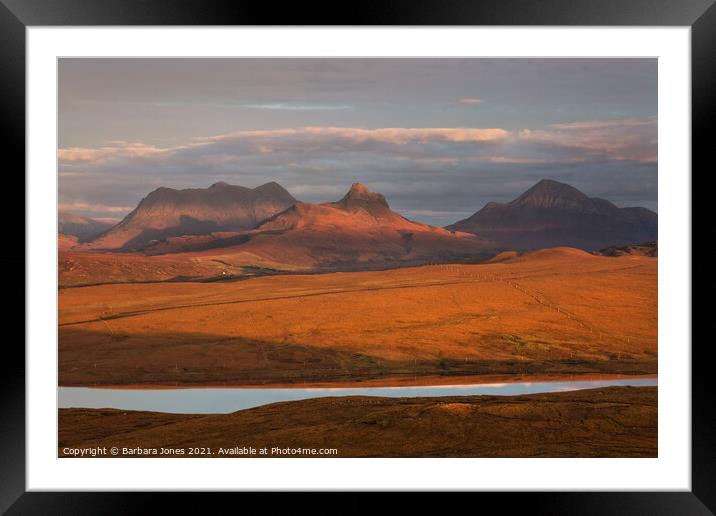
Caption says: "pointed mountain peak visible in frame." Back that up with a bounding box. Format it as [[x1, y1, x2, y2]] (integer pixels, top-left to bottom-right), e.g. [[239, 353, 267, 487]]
[[535, 178, 565, 188], [338, 182, 389, 208], [525, 179, 573, 195], [511, 179, 591, 209], [348, 182, 370, 194]]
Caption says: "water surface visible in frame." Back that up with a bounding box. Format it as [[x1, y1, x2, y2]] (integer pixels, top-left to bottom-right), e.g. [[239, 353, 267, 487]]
[[58, 376, 657, 414]]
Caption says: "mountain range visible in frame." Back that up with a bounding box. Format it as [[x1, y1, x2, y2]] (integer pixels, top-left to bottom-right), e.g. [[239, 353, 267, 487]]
[[447, 179, 657, 251], [62, 178, 657, 276], [84, 181, 296, 250], [133, 182, 500, 271], [58, 212, 115, 242]]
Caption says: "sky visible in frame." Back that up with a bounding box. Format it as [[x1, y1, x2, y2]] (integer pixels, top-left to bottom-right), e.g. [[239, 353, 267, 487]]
[[58, 58, 657, 225]]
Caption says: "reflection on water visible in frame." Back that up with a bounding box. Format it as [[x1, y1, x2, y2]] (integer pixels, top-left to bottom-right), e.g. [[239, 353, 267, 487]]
[[58, 376, 657, 414]]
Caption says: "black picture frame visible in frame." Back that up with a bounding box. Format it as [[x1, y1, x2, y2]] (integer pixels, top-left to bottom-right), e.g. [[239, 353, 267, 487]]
[[2, 0, 707, 511]]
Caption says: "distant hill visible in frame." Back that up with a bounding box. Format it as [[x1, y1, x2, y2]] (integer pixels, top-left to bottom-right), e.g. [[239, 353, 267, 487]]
[[58, 233, 79, 251], [58, 212, 115, 242], [138, 182, 502, 271], [83, 181, 297, 250], [447, 179, 657, 251], [596, 241, 657, 257]]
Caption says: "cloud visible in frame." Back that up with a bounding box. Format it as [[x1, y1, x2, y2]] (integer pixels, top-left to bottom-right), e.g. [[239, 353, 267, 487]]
[[58, 127, 513, 167], [488, 156, 559, 165], [548, 118, 655, 130], [516, 117, 657, 163], [194, 126, 511, 145], [59, 142, 166, 162], [57, 118, 657, 223], [459, 98, 482, 105], [59, 120, 652, 170], [59, 202, 135, 214], [241, 103, 352, 111]]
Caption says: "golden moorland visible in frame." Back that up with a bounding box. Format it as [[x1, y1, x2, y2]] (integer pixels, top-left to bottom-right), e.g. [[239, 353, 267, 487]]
[[59, 247, 657, 387]]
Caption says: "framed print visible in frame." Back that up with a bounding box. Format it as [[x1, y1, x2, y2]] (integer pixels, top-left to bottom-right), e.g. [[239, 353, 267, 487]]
[[3, 0, 708, 511]]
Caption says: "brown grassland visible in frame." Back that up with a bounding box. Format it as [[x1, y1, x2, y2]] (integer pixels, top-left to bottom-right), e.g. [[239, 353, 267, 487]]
[[59, 386, 657, 458], [59, 248, 657, 387]]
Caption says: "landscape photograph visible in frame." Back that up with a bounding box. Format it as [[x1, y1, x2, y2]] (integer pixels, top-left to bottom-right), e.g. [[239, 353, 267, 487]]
[[58, 58, 657, 458]]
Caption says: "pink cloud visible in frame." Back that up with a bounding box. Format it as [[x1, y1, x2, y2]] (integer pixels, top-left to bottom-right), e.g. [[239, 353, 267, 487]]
[[195, 126, 510, 145], [57, 118, 656, 171], [517, 117, 657, 162], [58, 142, 166, 162], [58, 202, 134, 213], [59, 127, 512, 166]]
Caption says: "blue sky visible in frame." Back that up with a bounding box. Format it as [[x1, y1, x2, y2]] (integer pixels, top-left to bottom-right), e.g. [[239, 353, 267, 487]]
[[58, 58, 657, 225]]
